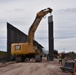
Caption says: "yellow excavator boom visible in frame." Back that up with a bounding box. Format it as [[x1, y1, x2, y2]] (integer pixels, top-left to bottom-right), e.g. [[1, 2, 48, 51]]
[[28, 8, 52, 45]]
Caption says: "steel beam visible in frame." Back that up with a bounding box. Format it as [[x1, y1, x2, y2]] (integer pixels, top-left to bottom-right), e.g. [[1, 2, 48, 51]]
[[48, 15, 54, 61]]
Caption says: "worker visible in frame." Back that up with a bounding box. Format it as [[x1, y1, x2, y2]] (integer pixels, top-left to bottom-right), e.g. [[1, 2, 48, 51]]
[[46, 54, 49, 61], [59, 56, 62, 64]]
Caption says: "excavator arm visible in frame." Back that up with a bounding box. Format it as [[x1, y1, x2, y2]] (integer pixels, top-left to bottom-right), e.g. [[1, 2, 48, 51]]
[[28, 8, 53, 45]]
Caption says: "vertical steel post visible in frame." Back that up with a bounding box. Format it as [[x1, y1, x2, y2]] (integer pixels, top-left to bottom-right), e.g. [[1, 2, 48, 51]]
[[48, 15, 54, 61]]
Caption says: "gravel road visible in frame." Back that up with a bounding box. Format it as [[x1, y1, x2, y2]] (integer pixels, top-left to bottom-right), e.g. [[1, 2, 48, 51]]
[[0, 58, 71, 75]]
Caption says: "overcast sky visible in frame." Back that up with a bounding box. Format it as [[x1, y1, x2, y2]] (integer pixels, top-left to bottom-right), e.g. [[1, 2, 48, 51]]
[[0, 0, 76, 53]]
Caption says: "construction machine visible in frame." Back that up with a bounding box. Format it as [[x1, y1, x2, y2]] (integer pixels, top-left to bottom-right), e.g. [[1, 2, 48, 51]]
[[11, 7, 52, 62]]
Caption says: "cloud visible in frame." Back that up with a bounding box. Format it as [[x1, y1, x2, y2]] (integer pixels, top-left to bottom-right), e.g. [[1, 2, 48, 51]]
[[0, 0, 76, 52], [53, 8, 76, 39], [0, 0, 19, 3], [59, 8, 76, 13], [13, 9, 25, 12], [54, 8, 76, 16], [54, 37, 76, 52], [0, 37, 7, 51]]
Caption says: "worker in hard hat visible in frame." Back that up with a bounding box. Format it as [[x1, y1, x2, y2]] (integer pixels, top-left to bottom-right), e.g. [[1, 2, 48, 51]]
[[59, 56, 62, 64]]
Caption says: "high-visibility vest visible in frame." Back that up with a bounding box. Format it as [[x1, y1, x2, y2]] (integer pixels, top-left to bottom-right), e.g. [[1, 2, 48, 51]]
[[59, 57, 62, 60]]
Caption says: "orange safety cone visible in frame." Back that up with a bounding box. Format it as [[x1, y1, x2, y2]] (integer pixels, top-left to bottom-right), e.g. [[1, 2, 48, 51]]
[[73, 60, 76, 75]]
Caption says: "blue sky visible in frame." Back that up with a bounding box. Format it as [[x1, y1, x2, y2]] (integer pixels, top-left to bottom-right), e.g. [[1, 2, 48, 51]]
[[0, 0, 76, 52]]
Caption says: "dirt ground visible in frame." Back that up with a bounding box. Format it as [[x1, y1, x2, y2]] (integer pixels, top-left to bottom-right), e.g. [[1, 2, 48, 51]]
[[0, 58, 72, 75]]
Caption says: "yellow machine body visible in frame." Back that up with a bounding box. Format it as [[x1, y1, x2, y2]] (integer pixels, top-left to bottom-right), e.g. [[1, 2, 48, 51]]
[[11, 43, 36, 55]]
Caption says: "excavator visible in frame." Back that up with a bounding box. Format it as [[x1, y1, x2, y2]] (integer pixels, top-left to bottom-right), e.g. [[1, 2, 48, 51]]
[[11, 7, 53, 62]]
